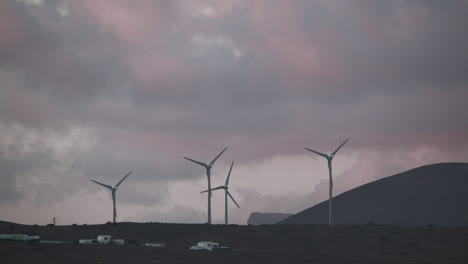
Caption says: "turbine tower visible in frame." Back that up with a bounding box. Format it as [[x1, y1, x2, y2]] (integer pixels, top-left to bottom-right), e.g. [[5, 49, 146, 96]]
[[305, 138, 349, 225], [184, 147, 228, 224], [201, 161, 240, 224], [90, 171, 132, 223]]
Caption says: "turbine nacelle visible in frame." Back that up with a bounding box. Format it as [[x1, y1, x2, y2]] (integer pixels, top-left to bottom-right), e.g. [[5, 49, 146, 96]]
[[218, 185, 228, 190], [304, 138, 349, 161], [201, 185, 227, 193], [183, 147, 228, 172]]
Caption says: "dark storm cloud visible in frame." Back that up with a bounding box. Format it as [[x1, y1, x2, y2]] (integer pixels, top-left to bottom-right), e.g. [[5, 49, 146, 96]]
[[3, 0, 468, 106], [292, 1, 468, 90]]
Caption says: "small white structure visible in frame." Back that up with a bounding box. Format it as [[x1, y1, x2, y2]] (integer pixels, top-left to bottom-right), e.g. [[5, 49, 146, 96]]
[[0, 234, 40, 242], [190, 241, 218, 250], [79, 239, 98, 245], [190, 241, 232, 251], [39, 240, 73, 244], [79, 235, 124, 245], [97, 235, 112, 244], [142, 243, 166, 248], [0, 234, 16, 240], [113, 239, 125, 245]]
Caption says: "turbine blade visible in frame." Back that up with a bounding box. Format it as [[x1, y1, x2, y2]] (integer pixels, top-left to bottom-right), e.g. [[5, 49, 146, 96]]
[[225, 161, 234, 186], [201, 186, 224, 193], [331, 138, 349, 156], [227, 190, 240, 208], [304, 147, 329, 159], [90, 179, 112, 190], [183, 157, 208, 168], [210, 147, 228, 165], [115, 171, 132, 188]]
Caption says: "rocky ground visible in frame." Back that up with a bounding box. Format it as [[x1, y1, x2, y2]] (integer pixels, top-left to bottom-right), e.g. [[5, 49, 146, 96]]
[[1, 221, 468, 264]]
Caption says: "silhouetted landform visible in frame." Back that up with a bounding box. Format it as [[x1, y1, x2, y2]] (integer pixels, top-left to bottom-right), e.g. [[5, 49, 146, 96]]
[[279, 163, 468, 226], [247, 212, 293, 225], [1, 220, 467, 263]]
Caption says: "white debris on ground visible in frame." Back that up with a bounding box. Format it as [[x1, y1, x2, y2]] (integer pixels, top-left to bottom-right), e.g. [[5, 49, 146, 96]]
[[113, 239, 125, 245]]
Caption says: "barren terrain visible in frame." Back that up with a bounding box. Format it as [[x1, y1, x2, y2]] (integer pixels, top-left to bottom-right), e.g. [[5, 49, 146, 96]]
[[1, 221, 468, 263]]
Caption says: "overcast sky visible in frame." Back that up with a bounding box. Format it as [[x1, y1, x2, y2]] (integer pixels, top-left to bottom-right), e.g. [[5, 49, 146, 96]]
[[1, 0, 467, 225]]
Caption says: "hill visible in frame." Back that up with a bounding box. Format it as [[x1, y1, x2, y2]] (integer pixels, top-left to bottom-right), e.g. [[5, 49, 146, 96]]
[[246, 212, 292, 225], [279, 163, 468, 226]]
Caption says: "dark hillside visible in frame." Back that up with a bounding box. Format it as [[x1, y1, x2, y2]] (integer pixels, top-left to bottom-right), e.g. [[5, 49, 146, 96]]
[[279, 163, 468, 226]]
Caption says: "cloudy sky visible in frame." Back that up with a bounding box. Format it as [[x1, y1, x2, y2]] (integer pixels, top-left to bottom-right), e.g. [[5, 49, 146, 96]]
[[1, 0, 467, 225]]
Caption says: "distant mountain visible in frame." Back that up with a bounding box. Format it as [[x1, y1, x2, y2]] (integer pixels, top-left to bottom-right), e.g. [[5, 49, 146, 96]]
[[279, 163, 468, 226], [247, 212, 293, 225]]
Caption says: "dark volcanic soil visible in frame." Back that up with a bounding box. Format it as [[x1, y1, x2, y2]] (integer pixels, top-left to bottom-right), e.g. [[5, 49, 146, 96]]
[[1, 221, 468, 263]]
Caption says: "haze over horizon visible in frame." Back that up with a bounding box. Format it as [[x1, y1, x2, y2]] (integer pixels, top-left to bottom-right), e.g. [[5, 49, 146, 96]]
[[1, 0, 467, 225]]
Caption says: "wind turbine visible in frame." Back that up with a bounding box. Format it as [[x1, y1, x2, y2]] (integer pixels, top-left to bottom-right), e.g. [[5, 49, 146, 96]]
[[90, 171, 132, 223], [201, 161, 240, 225], [305, 138, 349, 225], [184, 147, 228, 224]]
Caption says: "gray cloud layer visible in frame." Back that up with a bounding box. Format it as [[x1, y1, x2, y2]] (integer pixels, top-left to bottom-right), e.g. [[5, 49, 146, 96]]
[[1, 0, 467, 224]]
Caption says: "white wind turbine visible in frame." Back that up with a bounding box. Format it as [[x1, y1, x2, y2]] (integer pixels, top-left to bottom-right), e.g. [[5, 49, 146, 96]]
[[201, 161, 240, 225], [305, 138, 349, 225], [90, 171, 132, 223], [184, 147, 228, 224]]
